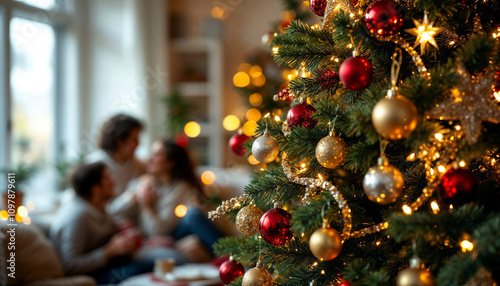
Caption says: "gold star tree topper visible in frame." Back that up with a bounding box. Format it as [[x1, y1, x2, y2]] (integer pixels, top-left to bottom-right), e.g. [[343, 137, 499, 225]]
[[406, 12, 444, 54], [427, 63, 500, 145]]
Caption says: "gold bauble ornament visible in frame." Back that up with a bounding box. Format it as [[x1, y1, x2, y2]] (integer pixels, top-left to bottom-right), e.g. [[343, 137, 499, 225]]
[[396, 257, 435, 286], [252, 134, 280, 163], [315, 133, 347, 169], [309, 225, 343, 261], [363, 156, 404, 205], [372, 91, 418, 140], [236, 205, 263, 236], [242, 264, 274, 286]]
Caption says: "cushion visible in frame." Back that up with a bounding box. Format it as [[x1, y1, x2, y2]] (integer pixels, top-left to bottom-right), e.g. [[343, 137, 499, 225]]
[[0, 222, 64, 285]]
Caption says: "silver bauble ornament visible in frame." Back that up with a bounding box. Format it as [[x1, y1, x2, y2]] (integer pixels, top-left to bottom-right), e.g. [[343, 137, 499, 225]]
[[252, 134, 280, 163], [363, 156, 404, 204], [315, 133, 347, 169]]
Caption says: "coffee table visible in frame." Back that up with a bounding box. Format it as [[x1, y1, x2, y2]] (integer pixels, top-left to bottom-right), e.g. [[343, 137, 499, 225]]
[[119, 264, 223, 286]]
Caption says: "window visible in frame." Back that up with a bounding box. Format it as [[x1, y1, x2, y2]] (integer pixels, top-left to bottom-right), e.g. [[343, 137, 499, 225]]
[[1, 0, 73, 213]]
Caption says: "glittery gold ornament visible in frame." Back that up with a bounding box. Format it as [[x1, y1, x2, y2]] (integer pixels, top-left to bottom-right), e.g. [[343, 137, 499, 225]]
[[315, 133, 347, 169], [372, 90, 418, 140], [427, 63, 500, 145], [252, 134, 280, 163], [236, 205, 263, 236], [242, 264, 274, 286], [405, 12, 444, 55], [396, 257, 435, 286], [363, 156, 404, 205], [309, 225, 343, 260], [323, 0, 356, 29]]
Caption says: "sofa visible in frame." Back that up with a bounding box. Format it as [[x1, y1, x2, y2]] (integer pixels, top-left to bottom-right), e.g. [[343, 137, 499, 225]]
[[0, 222, 96, 286]]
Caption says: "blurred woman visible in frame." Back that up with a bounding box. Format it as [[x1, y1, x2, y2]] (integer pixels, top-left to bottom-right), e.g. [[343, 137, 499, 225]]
[[87, 114, 145, 197], [110, 139, 223, 257]]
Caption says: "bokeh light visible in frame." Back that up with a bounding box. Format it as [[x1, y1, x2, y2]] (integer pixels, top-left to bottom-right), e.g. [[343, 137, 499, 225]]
[[27, 201, 35, 211], [23, 216, 31, 225], [175, 205, 188, 218], [184, 121, 201, 138], [233, 72, 251, 87], [211, 6, 224, 19], [15, 213, 23, 223], [201, 171, 216, 185], [252, 74, 266, 87], [250, 65, 263, 78], [238, 63, 252, 72], [223, 115, 240, 131], [0, 210, 8, 221], [248, 155, 260, 165], [246, 108, 262, 122], [249, 93, 263, 107], [242, 121, 258, 136], [17, 206, 28, 218]]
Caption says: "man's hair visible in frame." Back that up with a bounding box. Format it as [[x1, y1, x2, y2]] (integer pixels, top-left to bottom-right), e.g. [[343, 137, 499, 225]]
[[71, 162, 106, 199], [98, 114, 143, 153]]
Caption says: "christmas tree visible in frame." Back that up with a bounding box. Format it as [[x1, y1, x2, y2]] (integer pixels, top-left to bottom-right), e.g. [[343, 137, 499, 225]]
[[212, 0, 500, 285]]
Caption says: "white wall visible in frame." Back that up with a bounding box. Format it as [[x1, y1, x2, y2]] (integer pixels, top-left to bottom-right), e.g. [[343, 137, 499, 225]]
[[77, 0, 167, 159]]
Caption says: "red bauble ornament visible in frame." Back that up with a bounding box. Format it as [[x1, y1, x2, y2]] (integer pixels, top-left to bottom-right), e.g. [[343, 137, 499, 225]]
[[286, 102, 317, 129], [439, 168, 479, 206], [229, 133, 250, 156], [492, 71, 500, 98], [310, 0, 327, 16], [274, 83, 294, 102], [339, 56, 374, 91], [365, 0, 404, 37], [339, 281, 351, 286], [259, 207, 293, 246], [219, 258, 245, 285]]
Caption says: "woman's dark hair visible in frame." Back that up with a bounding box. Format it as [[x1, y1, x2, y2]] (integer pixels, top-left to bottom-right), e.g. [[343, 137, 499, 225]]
[[71, 162, 106, 199], [98, 114, 143, 153], [161, 140, 205, 198]]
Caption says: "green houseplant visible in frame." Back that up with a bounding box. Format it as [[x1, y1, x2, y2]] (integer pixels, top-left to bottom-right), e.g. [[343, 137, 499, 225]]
[[1, 162, 37, 214]]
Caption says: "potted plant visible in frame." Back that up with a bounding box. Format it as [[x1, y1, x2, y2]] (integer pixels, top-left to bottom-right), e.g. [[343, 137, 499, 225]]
[[1, 162, 37, 214], [54, 145, 86, 192]]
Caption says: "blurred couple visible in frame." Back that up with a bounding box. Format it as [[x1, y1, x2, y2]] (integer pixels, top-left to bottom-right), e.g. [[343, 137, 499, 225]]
[[50, 114, 223, 284]]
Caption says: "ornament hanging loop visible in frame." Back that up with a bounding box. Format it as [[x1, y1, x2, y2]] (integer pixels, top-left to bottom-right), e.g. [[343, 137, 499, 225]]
[[349, 31, 358, 57], [389, 48, 403, 98], [321, 201, 331, 228], [379, 138, 389, 157], [328, 118, 337, 136]]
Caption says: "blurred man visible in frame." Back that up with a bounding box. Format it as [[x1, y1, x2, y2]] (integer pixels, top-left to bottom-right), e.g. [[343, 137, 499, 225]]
[[49, 162, 152, 284]]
